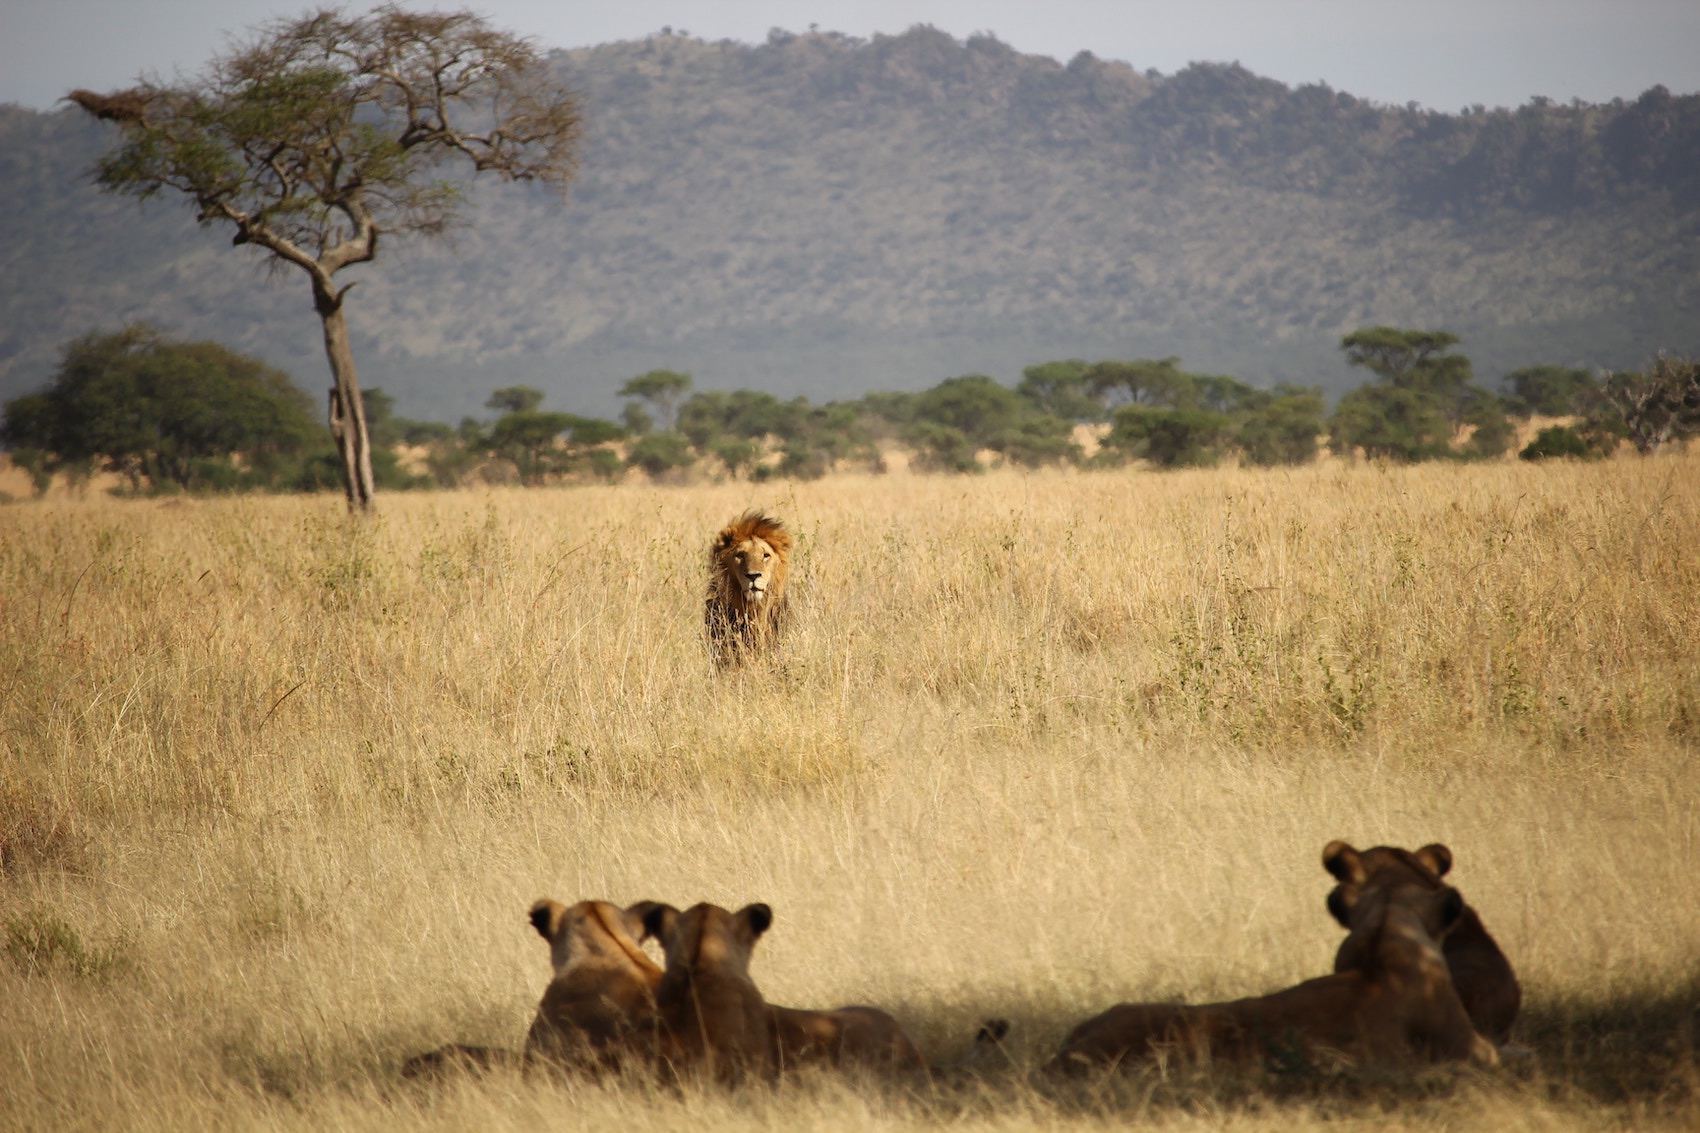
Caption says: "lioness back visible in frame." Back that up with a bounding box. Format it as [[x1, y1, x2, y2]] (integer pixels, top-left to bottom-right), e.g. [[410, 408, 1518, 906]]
[[769, 1003, 927, 1075], [644, 901, 777, 1084], [522, 898, 664, 1072]]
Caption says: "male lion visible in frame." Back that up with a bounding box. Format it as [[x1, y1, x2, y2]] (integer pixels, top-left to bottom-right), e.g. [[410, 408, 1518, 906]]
[[523, 897, 666, 1072], [705, 511, 792, 664], [1322, 839, 1521, 1045], [1048, 874, 1498, 1076], [643, 901, 777, 1084]]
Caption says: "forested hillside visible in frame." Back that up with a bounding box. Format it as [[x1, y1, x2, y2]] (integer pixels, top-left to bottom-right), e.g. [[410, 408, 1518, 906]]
[[2, 25, 1697, 420]]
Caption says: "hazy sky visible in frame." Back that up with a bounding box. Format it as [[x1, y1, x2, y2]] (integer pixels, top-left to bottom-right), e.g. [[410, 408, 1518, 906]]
[[4, 0, 1698, 113]]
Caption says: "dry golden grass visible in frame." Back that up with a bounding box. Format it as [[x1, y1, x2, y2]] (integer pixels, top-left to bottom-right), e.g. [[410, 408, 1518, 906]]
[[2, 451, 1698, 1130]]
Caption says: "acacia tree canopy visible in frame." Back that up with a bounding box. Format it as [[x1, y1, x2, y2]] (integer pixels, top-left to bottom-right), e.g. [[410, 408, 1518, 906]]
[[68, 4, 581, 511], [618, 370, 692, 432]]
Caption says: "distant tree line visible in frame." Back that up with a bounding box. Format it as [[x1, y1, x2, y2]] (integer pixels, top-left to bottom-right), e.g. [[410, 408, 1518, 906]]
[[3, 323, 1696, 498]]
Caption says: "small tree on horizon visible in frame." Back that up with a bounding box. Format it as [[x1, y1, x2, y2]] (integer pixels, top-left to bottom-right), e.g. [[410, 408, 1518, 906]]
[[1085, 357, 1191, 410], [1235, 385, 1324, 466], [1328, 384, 1452, 461], [1597, 354, 1700, 453], [486, 386, 546, 415], [1105, 404, 1231, 468], [68, 5, 581, 513], [1501, 365, 1598, 418], [618, 370, 692, 433]]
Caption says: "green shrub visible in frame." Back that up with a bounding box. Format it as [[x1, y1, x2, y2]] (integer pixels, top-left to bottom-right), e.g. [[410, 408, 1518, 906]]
[[1520, 425, 1593, 461]]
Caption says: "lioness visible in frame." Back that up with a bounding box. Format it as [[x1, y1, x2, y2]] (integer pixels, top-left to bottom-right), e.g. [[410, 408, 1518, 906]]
[[769, 1003, 928, 1076], [1048, 875, 1499, 1075], [705, 511, 792, 665], [643, 901, 777, 1084], [522, 897, 665, 1072], [1322, 840, 1521, 1045], [401, 896, 663, 1081]]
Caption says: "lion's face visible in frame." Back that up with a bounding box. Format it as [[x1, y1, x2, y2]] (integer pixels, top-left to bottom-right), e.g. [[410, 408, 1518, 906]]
[[710, 512, 791, 612], [720, 534, 779, 603]]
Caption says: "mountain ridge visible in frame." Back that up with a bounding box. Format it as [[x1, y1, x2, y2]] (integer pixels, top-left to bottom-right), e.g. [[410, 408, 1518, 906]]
[[2, 25, 1697, 421]]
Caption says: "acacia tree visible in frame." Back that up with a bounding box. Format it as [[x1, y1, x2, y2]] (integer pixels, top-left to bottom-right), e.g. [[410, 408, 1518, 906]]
[[1340, 327, 1474, 422], [68, 6, 580, 512], [618, 370, 692, 432], [1599, 354, 1700, 453], [1085, 357, 1191, 410]]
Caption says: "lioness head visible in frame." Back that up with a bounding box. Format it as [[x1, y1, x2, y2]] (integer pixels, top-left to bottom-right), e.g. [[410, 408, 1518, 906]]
[[642, 901, 773, 977], [1321, 839, 1521, 1046], [712, 512, 791, 608], [529, 898, 663, 976], [1321, 840, 1453, 929], [1331, 875, 1467, 947]]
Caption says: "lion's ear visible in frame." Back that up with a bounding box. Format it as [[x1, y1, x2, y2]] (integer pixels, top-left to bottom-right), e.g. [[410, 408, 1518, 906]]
[[1325, 885, 1356, 929], [715, 527, 738, 551], [624, 901, 666, 942], [739, 902, 773, 940], [1415, 843, 1454, 878], [1437, 886, 1466, 931], [641, 902, 679, 945], [1322, 841, 1366, 884], [529, 898, 566, 942]]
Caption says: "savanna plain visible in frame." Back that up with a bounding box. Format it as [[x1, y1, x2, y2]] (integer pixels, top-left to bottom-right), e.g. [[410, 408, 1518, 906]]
[[2, 452, 1697, 1131]]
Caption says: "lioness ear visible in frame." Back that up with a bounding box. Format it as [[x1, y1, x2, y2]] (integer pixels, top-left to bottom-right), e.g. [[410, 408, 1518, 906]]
[[641, 902, 679, 944], [1415, 843, 1454, 878], [529, 898, 566, 942], [624, 900, 665, 942], [1322, 841, 1366, 883], [1438, 887, 1465, 931], [1325, 885, 1356, 929], [739, 902, 773, 938]]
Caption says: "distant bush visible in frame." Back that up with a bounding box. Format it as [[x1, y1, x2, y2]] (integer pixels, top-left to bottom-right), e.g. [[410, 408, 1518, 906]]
[[778, 441, 831, 480], [626, 432, 695, 479], [1235, 386, 1324, 466], [1105, 405, 1231, 468], [1501, 365, 1597, 418], [579, 448, 626, 482], [1460, 399, 1517, 460], [905, 422, 980, 473], [711, 437, 761, 478], [1519, 425, 1594, 461], [1328, 383, 1453, 462], [1, 324, 321, 495]]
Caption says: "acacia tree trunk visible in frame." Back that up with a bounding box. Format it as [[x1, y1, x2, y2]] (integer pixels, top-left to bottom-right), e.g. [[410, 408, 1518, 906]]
[[315, 284, 376, 513]]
